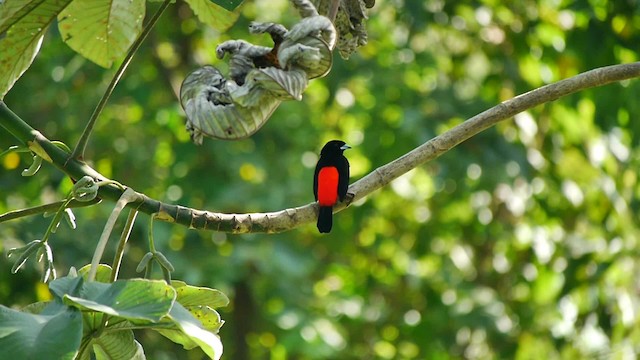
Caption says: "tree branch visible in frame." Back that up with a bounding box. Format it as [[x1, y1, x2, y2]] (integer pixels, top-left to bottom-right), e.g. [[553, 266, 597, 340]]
[[1, 62, 639, 233]]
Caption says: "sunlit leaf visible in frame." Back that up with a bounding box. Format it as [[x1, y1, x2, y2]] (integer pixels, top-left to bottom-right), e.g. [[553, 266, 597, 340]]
[[0, 1, 37, 33], [57, 0, 146, 68], [210, 0, 244, 12], [184, 0, 239, 32], [0, 0, 73, 99], [61, 278, 175, 322], [185, 305, 224, 333], [172, 280, 229, 309], [156, 302, 223, 360], [77, 263, 113, 283]]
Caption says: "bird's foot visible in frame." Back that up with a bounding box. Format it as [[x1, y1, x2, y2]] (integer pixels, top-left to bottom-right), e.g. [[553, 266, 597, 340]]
[[343, 192, 355, 206]]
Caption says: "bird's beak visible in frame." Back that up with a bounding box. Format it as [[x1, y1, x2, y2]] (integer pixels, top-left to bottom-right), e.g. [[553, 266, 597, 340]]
[[340, 144, 351, 150]]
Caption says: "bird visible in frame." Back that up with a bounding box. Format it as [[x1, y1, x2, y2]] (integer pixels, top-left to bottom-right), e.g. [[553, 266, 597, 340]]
[[313, 140, 351, 233]]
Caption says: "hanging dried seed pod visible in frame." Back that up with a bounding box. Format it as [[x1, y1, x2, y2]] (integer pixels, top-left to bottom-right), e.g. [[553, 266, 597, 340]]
[[180, 0, 337, 142], [279, 16, 335, 79], [181, 66, 282, 143]]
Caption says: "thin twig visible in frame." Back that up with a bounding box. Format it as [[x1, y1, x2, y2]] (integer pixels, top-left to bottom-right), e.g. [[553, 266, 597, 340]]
[[69, 0, 173, 161], [0, 199, 100, 223], [38, 195, 75, 243]]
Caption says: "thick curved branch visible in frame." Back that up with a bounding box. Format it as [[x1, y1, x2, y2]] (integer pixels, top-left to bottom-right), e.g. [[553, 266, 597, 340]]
[[349, 63, 640, 199], [1, 62, 639, 233]]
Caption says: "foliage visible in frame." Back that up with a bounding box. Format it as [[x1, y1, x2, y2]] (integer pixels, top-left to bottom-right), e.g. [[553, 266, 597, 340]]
[[0, 0, 239, 98], [0, 264, 227, 359], [2, 0, 640, 359]]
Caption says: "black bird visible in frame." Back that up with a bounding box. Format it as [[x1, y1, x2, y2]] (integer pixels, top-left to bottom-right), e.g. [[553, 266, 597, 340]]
[[313, 140, 351, 233]]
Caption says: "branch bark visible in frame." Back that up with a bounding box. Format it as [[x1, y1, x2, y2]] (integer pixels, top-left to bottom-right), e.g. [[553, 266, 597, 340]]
[[2, 62, 640, 233]]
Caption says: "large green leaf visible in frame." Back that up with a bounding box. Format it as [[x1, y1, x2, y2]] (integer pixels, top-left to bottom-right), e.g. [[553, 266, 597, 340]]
[[156, 302, 223, 360], [0, 0, 73, 99], [62, 278, 176, 322], [184, 0, 239, 32], [91, 323, 146, 360], [172, 280, 229, 308], [170, 281, 227, 333], [0, 0, 39, 33], [210, 0, 244, 12], [57, 0, 145, 68], [0, 303, 82, 360]]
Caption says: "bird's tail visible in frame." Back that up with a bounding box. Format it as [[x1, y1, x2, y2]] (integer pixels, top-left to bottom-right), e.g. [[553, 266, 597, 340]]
[[317, 206, 333, 233]]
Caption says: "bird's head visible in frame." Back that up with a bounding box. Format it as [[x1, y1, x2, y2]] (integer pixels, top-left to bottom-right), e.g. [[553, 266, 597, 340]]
[[321, 140, 351, 155]]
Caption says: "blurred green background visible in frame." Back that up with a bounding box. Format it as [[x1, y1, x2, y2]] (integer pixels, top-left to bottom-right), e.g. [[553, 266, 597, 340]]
[[2, 0, 640, 358]]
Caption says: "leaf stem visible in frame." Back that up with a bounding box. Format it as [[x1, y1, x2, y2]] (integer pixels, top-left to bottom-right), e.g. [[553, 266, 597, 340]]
[[110, 209, 139, 282], [77, 335, 93, 360], [0, 198, 99, 223], [106, 322, 176, 331], [148, 213, 158, 253], [69, 0, 173, 160], [87, 188, 140, 281], [41, 196, 74, 243]]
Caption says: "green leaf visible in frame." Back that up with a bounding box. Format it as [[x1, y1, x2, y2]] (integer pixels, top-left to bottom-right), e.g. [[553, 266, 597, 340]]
[[21, 301, 51, 315], [77, 263, 113, 283], [0, 304, 82, 359], [210, 0, 244, 12], [171, 281, 227, 332], [172, 280, 229, 309], [184, 0, 239, 32], [63, 279, 176, 322], [57, 0, 146, 68], [91, 323, 146, 360], [184, 305, 224, 333], [0, 0, 73, 99], [8, 239, 42, 274], [49, 275, 84, 299], [155, 302, 223, 360], [0, 0, 35, 32]]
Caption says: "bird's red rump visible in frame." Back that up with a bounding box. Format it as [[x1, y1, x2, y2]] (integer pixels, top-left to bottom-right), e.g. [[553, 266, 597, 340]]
[[317, 166, 339, 206]]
